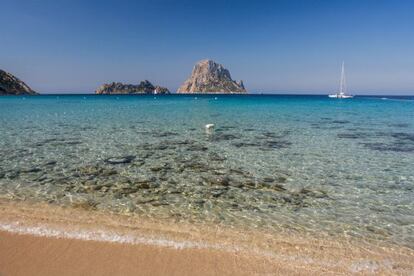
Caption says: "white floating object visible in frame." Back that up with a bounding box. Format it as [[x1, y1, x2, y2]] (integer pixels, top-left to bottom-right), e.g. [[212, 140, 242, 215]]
[[205, 124, 215, 130], [214, 97, 218, 100]]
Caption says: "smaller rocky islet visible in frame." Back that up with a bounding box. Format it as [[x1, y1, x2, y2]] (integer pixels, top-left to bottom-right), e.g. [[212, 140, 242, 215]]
[[95, 80, 170, 95]]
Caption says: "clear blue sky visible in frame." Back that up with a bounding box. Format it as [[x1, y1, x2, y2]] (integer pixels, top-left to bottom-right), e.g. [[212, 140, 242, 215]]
[[1, 0, 414, 94]]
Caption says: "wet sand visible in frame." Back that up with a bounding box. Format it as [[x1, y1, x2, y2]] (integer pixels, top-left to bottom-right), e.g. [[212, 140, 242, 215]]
[[0, 231, 286, 276], [0, 199, 413, 275]]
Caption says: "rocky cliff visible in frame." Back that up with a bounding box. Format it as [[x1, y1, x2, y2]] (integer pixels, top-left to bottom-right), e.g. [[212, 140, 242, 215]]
[[95, 80, 170, 94], [0, 69, 37, 95], [177, 60, 246, 93]]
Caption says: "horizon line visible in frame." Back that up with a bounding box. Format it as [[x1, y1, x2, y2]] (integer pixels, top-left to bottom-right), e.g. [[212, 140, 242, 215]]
[[19, 92, 414, 97]]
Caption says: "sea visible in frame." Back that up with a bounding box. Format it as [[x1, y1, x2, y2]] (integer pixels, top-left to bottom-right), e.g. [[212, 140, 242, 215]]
[[0, 94, 413, 248]]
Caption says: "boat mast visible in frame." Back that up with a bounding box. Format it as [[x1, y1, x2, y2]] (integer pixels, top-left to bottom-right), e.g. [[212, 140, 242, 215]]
[[339, 61, 346, 95]]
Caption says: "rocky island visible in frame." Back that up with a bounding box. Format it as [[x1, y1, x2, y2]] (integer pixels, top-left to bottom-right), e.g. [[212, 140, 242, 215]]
[[95, 80, 169, 94], [0, 69, 37, 95], [177, 59, 246, 93]]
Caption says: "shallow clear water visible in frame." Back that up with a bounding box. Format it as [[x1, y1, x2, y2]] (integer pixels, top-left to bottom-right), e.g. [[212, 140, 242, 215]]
[[0, 94, 413, 247]]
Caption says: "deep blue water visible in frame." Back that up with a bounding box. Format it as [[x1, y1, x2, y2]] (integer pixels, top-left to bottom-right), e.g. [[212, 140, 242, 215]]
[[0, 94, 413, 247]]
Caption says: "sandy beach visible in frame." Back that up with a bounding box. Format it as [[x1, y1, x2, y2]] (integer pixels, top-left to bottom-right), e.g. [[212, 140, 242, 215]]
[[0, 231, 283, 276], [0, 199, 413, 275]]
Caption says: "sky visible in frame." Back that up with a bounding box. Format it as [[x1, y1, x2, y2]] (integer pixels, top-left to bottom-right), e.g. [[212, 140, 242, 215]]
[[1, 0, 414, 94]]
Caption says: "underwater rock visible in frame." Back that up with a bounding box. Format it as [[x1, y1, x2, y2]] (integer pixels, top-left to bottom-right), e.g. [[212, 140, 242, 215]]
[[204, 175, 231, 186], [101, 168, 118, 177], [208, 152, 226, 162], [299, 188, 328, 198], [187, 144, 208, 152], [151, 131, 179, 138], [135, 181, 151, 189], [169, 139, 193, 146], [31, 174, 47, 182], [184, 160, 210, 172], [391, 132, 414, 142], [135, 197, 157, 204], [215, 126, 236, 132], [262, 177, 275, 183], [262, 140, 292, 149], [258, 182, 286, 191], [64, 140, 82, 145], [104, 155, 135, 164], [235, 139, 292, 150], [361, 142, 414, 153], [153, 144, 169, 151], [78, 165, 117, 177], [149, 163, 172, 172], [232, 142, 257, 148], [276, 176, 287, 183], [337, 133, 370, 139], [388, 123, 410, 128], [331, 120, 350, 124], [21, 167, 42, 173], [150, 201, 169, 207], [43, 160, 57, 166], [209, 133, 239, 142], [150, 166, 163, 172], [210, 189, 226, 197]]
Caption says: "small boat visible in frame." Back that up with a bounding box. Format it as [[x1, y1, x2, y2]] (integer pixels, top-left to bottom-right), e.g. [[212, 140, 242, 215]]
[[329, 62, 354, 99]]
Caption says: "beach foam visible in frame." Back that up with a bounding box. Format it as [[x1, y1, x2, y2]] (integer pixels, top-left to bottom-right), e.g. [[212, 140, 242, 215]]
[[0, 220, 402, 274]]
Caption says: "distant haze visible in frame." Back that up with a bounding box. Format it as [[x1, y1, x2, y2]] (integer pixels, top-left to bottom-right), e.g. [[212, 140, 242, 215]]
[[1, 0, 414, 95]]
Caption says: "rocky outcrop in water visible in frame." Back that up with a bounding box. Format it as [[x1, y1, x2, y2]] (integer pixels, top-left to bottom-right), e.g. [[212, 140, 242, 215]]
[[95, 80, 170, 94], [177, 59, 246, 93], [0, 69, 37, 95], [153, 85, 170, 94]]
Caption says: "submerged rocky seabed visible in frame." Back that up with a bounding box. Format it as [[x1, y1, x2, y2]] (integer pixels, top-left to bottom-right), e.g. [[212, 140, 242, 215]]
[[0, 95, 413, 248]]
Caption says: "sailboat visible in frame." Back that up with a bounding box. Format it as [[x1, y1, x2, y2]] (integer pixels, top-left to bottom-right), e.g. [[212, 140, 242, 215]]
[[329, 62, 354, 99]]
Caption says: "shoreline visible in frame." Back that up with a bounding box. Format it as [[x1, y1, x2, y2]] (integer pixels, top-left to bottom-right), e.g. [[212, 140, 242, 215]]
[[1, 199, 413, 275]]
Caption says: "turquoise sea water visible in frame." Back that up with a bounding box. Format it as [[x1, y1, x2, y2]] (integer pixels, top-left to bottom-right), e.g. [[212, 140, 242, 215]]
[[0, 94, 413, 247]]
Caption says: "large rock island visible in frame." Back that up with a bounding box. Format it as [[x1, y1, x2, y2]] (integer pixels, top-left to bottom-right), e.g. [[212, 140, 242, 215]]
[[177, 59, 246, 93], [0, 69, 37, 95], [95, 80, 169, 95]]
